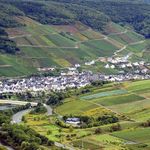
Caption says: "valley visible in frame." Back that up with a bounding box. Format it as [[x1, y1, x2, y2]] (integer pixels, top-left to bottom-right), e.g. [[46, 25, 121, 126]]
[[0, 0, 150, 150], [20, 80, 150, 150]]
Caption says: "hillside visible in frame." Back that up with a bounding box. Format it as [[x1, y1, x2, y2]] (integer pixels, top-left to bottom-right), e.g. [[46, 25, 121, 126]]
[[0, 16, 149, 77], [0, 0, 149, 77], [55, 0, 150, 38], [23, 79, 150, 150]]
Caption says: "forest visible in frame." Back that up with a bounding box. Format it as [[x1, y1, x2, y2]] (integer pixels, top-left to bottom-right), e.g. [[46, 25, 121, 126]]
[[53, 0, 150, 38], [0, 0, 149, 55]]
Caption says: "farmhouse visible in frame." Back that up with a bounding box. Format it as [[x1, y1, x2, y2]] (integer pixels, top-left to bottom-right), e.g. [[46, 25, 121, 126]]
[[66, 118, 80, 125]]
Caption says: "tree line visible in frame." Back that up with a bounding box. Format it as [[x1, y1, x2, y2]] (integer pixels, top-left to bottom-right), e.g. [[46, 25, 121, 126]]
[[55, 0, 150, 38]]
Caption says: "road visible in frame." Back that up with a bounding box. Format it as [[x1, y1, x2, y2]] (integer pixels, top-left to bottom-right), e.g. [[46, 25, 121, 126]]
[[43, 104, 53, 116], [113, 39, 145, 57], [108, 29, 128, 36], [0, 100, 37, 107], [0, 100, 75, 149], [11, 109, 32, 124]]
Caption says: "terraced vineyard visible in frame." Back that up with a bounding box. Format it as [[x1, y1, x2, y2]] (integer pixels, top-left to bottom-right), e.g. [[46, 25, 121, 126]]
[[0, 16, 148, 77]]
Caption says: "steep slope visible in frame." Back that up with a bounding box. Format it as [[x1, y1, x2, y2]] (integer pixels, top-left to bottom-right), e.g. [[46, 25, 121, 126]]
[[0, 16, 147, 77], [54, 0, 150, 38], [0, 0, 149, 77]]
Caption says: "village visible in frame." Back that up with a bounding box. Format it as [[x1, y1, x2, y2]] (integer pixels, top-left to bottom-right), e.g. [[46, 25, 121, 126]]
[[0, 61, 150, 94]]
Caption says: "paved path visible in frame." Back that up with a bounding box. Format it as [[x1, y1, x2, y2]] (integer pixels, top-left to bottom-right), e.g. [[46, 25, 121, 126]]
[[113, 39, 145, 57], [0, 100, 37, 107], [43, 104, 53, 116], [108, 29, 128, 36], [11, 109, 32, 124]]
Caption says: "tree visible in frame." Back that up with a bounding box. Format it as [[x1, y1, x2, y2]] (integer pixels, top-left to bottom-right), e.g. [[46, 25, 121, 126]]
[[110, 123, 121, 132], [47, 130, 52, 135], [69, 125, 73, 132], [95, 128, 102, 134]]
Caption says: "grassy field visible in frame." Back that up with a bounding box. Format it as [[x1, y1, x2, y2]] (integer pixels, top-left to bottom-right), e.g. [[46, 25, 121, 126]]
[[105, 22, 126, 34], [0, 54, 36, 76]]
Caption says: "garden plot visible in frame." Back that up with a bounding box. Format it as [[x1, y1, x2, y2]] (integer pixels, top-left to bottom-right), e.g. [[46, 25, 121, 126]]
[[93, 94, 145, 106], [112, 128, 150, 144], [80, 89, 127, 100]]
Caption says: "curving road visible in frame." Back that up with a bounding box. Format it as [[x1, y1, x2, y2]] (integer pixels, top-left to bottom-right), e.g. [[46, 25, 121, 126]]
[[0, 100, 74, 150], [43, 104, 53, 116], [11, 109, 32, 124]]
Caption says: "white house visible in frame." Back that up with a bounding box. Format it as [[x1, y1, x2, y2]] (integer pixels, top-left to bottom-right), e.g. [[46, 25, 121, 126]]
[[105, 64, 110, 68], [85, 60, 95, 66], [66, 118, 80, 125]]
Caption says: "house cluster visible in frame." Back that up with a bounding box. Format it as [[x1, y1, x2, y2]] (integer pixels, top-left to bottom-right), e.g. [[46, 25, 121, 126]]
[[99, 74, 150, 82], [0, 70, 150, 94], [0, 59, 150, 94], [104, 56, 150, 74], [37, 67, 55, 72], [0, 71, 92, 94]]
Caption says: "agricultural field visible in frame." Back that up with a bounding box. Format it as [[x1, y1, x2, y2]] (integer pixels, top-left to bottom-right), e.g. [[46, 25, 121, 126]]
[[56, 79, 150, 121], [92, 94, 145, 106], [22, 80, 150, 150], [82, 39, 120, 57], [109, 31, 144, 45], [56, 80, 150, 120], [104, 22, 126, 34], [1, 15, 147, 77], [80, 89, 127, 100], [112, 128, 150, 145]]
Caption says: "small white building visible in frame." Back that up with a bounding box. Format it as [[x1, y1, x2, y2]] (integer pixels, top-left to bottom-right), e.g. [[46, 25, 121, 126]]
[[105, 64, 110, 68], [133, 62, 139, 66], [68, 67, 76, 71], [66, 118, 80, 125], [110, 65, 115, 69], [75, 64, 80, 68], [85, 60, 95, 66]]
